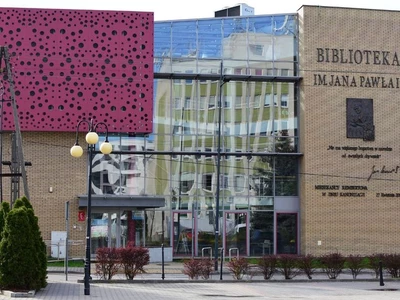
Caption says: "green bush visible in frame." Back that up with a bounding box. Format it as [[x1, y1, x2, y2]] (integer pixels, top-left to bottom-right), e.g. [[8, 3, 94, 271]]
[[0, 208, 37, 290], [0, 197, 47, 291], [15, 197, 47, 289]]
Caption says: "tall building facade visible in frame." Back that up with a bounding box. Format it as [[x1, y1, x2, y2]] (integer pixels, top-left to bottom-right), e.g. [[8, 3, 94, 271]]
[[1, 5, 399, 259]]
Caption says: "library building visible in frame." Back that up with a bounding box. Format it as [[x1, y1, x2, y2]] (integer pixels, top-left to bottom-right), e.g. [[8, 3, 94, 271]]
[[0, 4, 399, 260]]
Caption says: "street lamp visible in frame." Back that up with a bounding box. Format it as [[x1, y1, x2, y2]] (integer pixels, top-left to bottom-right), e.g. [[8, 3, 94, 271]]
[[70, 119, 112, 296]]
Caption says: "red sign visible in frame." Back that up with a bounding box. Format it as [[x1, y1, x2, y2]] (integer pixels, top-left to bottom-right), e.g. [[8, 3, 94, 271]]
[[78, 211, 85, 222]]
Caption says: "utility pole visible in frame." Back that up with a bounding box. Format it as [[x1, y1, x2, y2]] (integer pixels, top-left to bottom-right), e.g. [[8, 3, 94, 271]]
[[0, 47, 30, 202]]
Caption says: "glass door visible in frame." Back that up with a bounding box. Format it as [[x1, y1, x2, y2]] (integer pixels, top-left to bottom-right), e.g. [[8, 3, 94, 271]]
[[224, 212, 248, 257], [91, 212, 110, 255], [91, 210, 144, 255], [276, 213, 298, 254]]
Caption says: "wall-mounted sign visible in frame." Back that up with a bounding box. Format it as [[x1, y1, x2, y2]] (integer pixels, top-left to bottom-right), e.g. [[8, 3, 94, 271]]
[[78, 211, 85, 222]]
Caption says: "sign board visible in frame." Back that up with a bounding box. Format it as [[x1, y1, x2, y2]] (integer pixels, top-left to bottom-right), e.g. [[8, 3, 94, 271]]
[[78, 210, 85, 222]]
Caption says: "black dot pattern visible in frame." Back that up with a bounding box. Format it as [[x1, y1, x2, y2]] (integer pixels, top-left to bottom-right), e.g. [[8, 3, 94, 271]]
[[0, 8, 154, 133]]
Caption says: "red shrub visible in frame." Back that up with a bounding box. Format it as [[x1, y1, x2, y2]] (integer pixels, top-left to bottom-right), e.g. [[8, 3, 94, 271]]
[[95, 247, 120, 280], [257, 255, 277, 280], [182, 258, 214, 280], [227, 257, 249, 280], [119, 245, 150, 280]]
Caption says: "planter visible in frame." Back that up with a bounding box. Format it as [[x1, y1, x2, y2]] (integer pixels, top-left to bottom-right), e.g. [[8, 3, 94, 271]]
[[148, 247, 173, 263]]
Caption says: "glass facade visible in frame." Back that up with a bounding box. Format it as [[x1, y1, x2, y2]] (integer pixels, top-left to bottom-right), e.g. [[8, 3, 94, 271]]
[[91, 13, 300, 257]]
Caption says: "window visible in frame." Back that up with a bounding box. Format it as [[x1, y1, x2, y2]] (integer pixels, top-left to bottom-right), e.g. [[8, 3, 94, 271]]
[[200, 96, 207, 110], [264, 94, 271, 106], [249, 44, 264, 56], [234, 175, 245, 192], [224, 125, 231, 136], [174, 97, 181, 109], [220, 174, 229, 189], [281, 94, 288, 107], [235, 96, 242, 108], [234, 122, 241, 135], [266, 68, 278, 76], [250, 122, 256, 136], [281, 69, 289, 76], [254, 95, 261, 108], [180, 173, 194, 193], [202, 174, 213, 191], [209, 97, 216, 109], [183, 123, 191, 134], [224, 96, 232, 108], [184, 97, 191, 109]]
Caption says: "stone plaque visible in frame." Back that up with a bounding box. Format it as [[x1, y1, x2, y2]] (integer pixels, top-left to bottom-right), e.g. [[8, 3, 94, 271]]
[[346, 98, 374, 141]]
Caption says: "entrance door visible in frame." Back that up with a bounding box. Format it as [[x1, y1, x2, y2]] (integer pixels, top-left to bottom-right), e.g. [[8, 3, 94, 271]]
[[224, 212, 248, 257], [276, 213, 298, 254], [91, 210, 145, 255]]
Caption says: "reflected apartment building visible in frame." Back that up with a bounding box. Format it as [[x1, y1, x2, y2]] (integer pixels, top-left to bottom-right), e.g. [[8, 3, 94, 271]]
[[151, 14, 300, 257]]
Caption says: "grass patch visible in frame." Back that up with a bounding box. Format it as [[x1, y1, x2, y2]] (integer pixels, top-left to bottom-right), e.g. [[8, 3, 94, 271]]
[[47, 259, 85, 268]]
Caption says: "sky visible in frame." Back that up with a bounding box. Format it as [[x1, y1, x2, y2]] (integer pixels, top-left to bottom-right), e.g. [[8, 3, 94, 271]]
[[1, 0, 400, 21]]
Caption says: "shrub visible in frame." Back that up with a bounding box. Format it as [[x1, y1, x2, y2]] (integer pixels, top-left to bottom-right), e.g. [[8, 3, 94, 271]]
[[257, 255, 277, 280], [297, 254, 317, 279], [95, 247, 120, 280], [15, 197, 47, 289], [320, 252, 345, 279], [198, 258, 214, 279], [183, 258, 213, 279], [0, 207, 38, 290], [119, 245, 150, 280], [227, 257, 249, 280], [277, 255, 300, 280], [367, 253, 385, 278], [382, 253, 400, 278], [346, 255, 364, 279]]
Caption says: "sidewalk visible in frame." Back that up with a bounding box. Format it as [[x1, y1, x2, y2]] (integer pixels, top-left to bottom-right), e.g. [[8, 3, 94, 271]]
[[32, 272, 400, 300]]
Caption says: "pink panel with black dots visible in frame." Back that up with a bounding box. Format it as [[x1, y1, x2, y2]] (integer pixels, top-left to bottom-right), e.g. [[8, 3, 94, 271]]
[[0, 8, 153, 133]]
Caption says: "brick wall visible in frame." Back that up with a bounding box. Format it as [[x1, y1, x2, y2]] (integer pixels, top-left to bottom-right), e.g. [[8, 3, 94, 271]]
[[299, 6, 400, 255], [1, 132, 87, 257]]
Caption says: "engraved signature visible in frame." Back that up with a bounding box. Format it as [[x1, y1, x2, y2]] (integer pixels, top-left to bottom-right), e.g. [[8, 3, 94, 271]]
[[367, 165, 400, 181]]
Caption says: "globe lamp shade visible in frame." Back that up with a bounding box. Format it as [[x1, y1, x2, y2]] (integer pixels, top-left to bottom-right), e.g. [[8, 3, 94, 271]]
[[70, 145, 84, 157], [86, 131, 99, 145], [100, 141, 112, 155]]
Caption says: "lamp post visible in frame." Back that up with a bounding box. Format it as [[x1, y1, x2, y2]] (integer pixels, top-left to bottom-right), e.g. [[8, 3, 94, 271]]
[[214, 61, 229, 271], [70, 119, 112, 296]]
